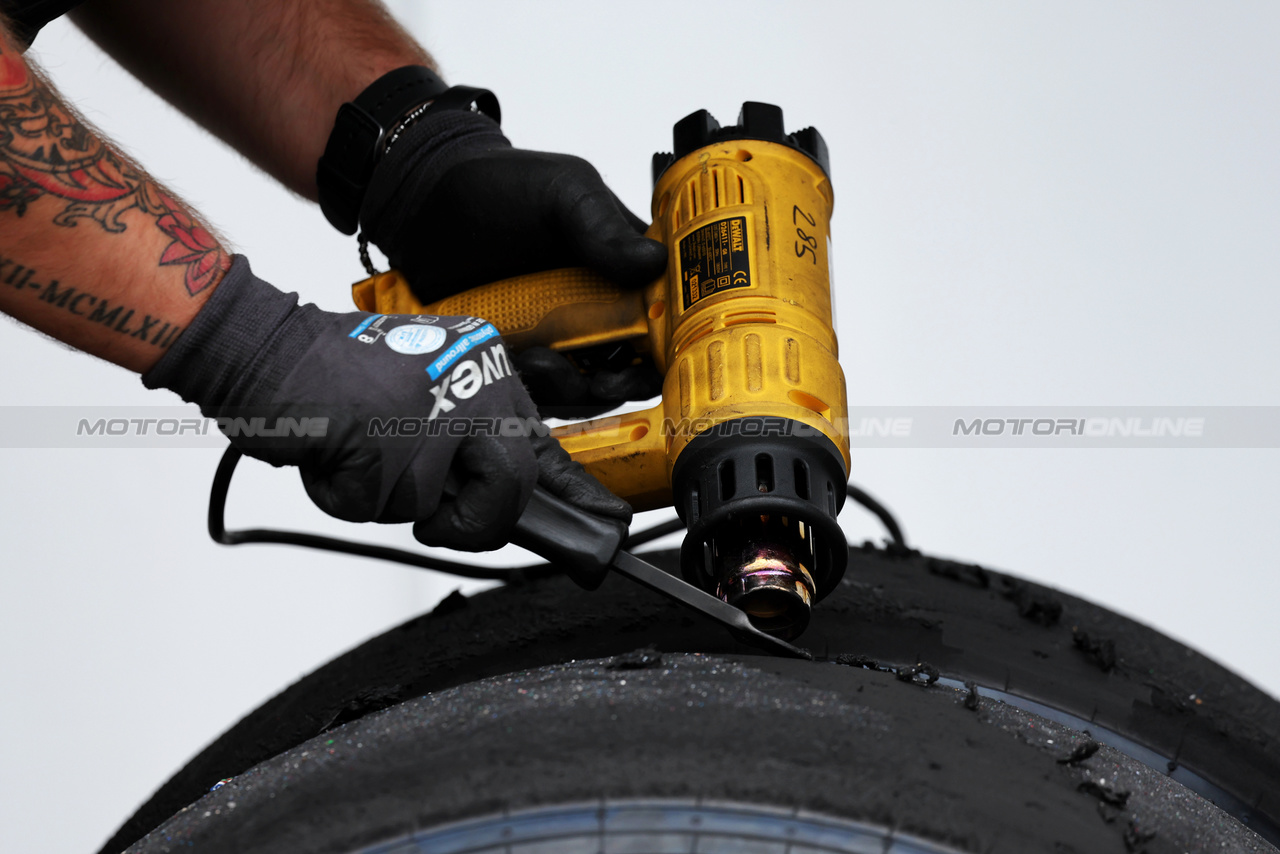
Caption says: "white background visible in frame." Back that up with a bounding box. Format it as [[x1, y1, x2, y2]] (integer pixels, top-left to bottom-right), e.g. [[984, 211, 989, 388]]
[[2, 2, 1278, 851]]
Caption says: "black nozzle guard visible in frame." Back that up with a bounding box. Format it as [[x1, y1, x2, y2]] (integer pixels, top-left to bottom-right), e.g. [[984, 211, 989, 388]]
[[652, 101, 830, 185], [671, 418, 849, 603]]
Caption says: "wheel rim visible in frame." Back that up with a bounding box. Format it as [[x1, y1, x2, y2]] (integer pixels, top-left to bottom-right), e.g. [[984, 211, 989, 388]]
[[356, 799, 968, 854]]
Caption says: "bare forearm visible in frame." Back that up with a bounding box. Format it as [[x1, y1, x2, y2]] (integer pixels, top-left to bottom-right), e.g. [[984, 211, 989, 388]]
[[0, 25, 229, 373], [71, 0, 434, 200]]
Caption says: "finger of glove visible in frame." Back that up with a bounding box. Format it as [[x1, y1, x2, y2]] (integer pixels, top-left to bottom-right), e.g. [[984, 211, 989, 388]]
[[385, 158, 575, 298], [530, 428, 633, 524], [588, 363, 664, 403], [300, 440, 438, 525], [513, 347, 593, 407], [555, 172, 667, 288], [412, 435, 538, 551], [299, 446, 387, 523], [610, 189, 653, 235], [372, 441, 453, 524], [513, 347, 625, 418]]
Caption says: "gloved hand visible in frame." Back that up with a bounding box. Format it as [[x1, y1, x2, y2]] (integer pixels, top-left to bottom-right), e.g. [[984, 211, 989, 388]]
[[358, 110, 667, 417], [144, 256, 631, 550], [511, 345, 664, 420]]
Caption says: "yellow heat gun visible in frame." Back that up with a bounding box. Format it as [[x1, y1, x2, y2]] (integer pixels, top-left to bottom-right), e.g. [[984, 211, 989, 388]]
[[352, 102, 850, 639]]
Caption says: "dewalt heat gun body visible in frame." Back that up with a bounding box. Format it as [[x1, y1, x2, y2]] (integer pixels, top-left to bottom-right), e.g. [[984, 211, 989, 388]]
[[352, 103, 851, 639]]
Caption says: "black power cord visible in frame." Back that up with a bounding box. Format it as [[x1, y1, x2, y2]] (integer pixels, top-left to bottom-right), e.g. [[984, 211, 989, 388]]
[[208, 446, 909, 581], [845, 483, 907, 550]]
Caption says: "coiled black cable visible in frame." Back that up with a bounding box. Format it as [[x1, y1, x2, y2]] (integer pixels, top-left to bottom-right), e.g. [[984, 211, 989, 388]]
[[209, 446, 908, 580]]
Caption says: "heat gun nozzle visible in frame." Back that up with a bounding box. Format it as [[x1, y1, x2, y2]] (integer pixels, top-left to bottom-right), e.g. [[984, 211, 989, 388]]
[[714, 518, 817, 640]]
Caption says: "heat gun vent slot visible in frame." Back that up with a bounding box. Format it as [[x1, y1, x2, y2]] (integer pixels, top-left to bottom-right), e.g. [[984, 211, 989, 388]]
[[724, 315, 777, 328], [755, 454, 774, 493], [675, 321, 715, 357], [684, 170, 738, 222], [793, 460, 810, 500], [708, 167, 738, 209], [719, 460, 736, 500]]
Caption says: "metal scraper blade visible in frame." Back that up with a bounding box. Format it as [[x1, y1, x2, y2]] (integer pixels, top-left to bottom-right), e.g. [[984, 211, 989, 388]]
[[610, 550, 813, 660]]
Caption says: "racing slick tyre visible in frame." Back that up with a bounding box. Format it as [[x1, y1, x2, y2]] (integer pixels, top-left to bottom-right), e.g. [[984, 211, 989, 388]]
[[105, 545, 1280, 854]]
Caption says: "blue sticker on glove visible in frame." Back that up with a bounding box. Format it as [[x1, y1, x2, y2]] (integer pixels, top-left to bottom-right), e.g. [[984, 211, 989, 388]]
[[427, 323, 500, 380], [348, 315, 383, 338]]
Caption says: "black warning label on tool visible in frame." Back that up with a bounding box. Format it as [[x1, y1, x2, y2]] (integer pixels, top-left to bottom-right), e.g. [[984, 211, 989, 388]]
[[679, 216, 751, 311]]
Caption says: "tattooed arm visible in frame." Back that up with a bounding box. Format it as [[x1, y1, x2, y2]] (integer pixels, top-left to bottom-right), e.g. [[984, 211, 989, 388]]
[[0, 23, 228, 372], [70, 0, 433, 200]]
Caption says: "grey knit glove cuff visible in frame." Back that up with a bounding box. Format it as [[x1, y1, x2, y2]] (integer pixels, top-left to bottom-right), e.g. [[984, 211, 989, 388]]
[[142, 255, 324, 412]]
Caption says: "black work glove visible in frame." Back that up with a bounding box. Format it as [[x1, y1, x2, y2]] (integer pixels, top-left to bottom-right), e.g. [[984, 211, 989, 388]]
[[359, 110, 667, 417], [511, 345, 664, 420], [144, 256, 631, 550]]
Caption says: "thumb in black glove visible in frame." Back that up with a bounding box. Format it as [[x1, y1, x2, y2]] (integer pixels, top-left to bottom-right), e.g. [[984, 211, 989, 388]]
[[512, 345, 663, 420], [360, 110, 668, 416], [361, 110, 666, 299], [144, 256, 630, 551]]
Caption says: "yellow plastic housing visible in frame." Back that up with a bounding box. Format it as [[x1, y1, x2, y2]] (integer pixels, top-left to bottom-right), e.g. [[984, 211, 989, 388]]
[[352, 139, 849, 512]]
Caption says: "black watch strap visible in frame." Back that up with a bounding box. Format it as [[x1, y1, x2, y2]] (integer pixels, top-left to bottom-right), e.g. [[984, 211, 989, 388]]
[[316, 66, 450, 235]]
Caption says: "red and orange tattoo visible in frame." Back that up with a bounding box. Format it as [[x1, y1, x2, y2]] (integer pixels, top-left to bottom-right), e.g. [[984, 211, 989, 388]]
[[0, 43, 228, 295]]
